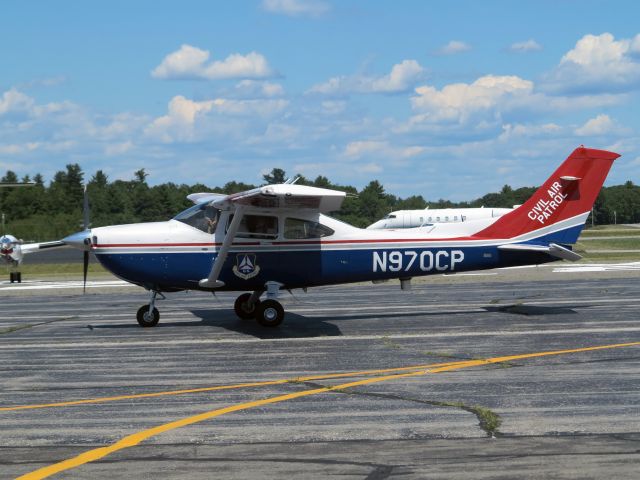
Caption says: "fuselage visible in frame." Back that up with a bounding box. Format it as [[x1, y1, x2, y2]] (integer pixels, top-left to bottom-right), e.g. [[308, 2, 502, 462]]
[[87, 207, 583, 293], [367, 207, 515, 229], [0, 234, 22, 265]]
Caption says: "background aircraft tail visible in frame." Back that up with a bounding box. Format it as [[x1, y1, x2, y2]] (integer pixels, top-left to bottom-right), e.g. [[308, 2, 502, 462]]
[[475, 147, 619, 244]]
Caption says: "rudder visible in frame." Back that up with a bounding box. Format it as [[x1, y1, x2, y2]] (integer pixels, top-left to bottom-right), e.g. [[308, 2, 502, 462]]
[[475, 147, 619, 243]]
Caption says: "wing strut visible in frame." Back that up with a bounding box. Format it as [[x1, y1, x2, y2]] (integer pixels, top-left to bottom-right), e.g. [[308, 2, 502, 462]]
[[198, 205, 245, 289]]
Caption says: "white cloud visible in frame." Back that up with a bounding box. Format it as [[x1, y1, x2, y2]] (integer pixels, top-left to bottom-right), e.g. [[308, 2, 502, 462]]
[[410, 75, 534, 123], [543, 33, 640, 93], [574, 114, 617, 136], [435, 40, 471, 55], [499, 123, 563, 141], [151, 44, 274, 80], [105, 141, 134, 156], [308, 59, 425, 95], [0, 88, 36, 116], [262, 0, 330, 17], [343, 140, 424, 162], [509, 39, 542, 53], [145, 95, 289, 143], [235, 80, 285, 98]]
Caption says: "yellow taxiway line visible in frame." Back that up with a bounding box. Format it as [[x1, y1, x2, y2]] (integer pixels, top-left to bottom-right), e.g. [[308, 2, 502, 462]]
[[1, 360, 468, 412], [15, 341, 640, 480]]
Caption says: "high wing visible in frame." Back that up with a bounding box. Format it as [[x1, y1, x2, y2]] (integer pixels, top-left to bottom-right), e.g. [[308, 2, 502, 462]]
[[195, 184, 347, 289], [20, 240, 67, 254], [186, 192, 228, 204], [210, 184, 346, 213]]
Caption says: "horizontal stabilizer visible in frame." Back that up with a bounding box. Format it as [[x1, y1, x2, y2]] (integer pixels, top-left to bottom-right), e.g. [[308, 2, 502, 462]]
[[498, 242, 582, 262]]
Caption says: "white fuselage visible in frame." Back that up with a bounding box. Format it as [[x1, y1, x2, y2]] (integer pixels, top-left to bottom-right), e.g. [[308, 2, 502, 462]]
[[367, 207, 515, 230]]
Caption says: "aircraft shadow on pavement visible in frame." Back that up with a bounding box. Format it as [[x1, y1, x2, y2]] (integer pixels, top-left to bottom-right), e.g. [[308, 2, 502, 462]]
[[482, 304, 579, 315], [89, 310, 342, 339], [189, 309, 343, 338]]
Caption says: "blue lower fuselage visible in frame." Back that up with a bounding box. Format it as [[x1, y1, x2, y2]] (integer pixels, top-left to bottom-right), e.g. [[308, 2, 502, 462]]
[[95, 244, 555, 292]]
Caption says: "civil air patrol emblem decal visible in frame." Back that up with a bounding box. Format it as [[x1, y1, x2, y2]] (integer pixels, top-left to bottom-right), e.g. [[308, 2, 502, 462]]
[[232, 254, 260, 280]]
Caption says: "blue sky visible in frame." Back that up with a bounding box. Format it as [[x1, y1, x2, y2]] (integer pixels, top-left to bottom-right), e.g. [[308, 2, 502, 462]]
[[1, 0, 639, 200]]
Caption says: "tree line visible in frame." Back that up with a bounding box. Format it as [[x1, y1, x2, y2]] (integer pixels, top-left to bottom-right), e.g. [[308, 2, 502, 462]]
[[1, 164, 638, 241]]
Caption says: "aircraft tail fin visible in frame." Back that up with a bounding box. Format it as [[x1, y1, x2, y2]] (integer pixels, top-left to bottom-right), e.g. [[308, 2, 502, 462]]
[[475, 147, 619, 243]]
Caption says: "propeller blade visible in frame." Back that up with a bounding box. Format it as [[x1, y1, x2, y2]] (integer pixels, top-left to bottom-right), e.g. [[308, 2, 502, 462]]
[[83, 250, 89, 293], [83, 184, 90, 230]]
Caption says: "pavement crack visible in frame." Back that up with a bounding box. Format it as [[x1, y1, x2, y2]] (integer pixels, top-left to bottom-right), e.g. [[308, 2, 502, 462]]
[[0, 316, 77, 336], [297, 381, 502, 438]]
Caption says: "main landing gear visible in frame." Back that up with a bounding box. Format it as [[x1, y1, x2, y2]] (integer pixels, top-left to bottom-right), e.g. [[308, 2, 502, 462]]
[[134, 283, 286, 328], [9, 271, 22, 283], [234, 282, 285, 327]]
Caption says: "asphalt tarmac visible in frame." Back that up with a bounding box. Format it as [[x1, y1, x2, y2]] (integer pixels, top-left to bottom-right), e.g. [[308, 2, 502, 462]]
[[1, 270, 639, 479]]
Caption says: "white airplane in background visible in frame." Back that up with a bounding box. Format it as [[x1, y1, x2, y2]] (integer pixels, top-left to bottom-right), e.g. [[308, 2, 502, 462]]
[[367, 206, 517, 229], [62, 147, 618, 329], [0, 234, 65, 283], [0, 183, 66, 283]]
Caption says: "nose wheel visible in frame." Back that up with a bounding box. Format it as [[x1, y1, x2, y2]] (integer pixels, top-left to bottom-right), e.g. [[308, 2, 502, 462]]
[[137, 305, 160, 327], [136, 290, 162, 327]]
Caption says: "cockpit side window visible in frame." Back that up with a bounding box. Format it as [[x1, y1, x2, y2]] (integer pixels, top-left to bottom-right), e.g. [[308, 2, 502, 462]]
[[284, 218, 334, 239], [174, 204, 220, 234], [227, 214, 279, 239]]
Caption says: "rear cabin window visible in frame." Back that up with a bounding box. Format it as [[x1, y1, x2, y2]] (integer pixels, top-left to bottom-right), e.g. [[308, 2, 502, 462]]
[[228, 214, 278, 239], [284, 218, 334, 239], [174, 204, 220, 234]]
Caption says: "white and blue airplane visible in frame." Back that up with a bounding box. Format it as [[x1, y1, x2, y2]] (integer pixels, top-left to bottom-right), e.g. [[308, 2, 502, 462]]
[[63, 147, 618, 328]]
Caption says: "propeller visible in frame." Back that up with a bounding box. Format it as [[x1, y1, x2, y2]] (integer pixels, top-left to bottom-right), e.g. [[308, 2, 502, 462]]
[[61, 184, 92, 293], [82, 185, 90, 292]]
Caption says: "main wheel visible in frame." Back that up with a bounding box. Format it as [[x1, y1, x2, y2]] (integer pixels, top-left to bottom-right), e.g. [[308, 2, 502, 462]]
[[255, 299, 284, 327], [234, 293, 261, 320], [16, 272, 21, 283], [136, 305, 160, 327], [9, 272, 15, 283]]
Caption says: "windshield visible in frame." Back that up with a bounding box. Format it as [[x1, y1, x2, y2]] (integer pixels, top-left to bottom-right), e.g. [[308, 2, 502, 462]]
[[174, 204, 220, 234]]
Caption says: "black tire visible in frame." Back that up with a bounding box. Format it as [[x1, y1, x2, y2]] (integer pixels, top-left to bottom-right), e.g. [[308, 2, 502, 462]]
[[17, 272, 21, 283], [234, 293, 261, 320], [136, 305, 160, 327], [255, 299, 284, 327], [9, 272, 15, 283]]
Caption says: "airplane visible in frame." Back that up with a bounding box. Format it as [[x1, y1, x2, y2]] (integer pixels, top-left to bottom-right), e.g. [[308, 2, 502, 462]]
[[0, 233, 65, 283], [0, 183, 65, 283], [367, 206, 517, 229], [62, 146, 618, 328]]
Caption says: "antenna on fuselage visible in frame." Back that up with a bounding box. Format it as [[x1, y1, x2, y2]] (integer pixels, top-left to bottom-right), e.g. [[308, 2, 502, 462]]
[[284, 176, 300, 185]]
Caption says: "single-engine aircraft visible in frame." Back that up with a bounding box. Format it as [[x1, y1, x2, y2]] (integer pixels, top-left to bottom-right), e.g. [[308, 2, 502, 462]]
[[63, 147, 618, 328]]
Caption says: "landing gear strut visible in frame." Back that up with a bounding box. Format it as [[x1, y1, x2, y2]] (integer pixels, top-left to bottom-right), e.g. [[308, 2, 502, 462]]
[[137, 290, 161, 327], [233, 282, 285, 327]]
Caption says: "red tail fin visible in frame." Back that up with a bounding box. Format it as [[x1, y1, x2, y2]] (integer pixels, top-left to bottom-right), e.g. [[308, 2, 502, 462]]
[[476, 147, 619, 241]]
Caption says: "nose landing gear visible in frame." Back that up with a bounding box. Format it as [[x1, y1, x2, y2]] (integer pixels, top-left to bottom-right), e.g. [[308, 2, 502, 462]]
[[136, 290, 163, 327]]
